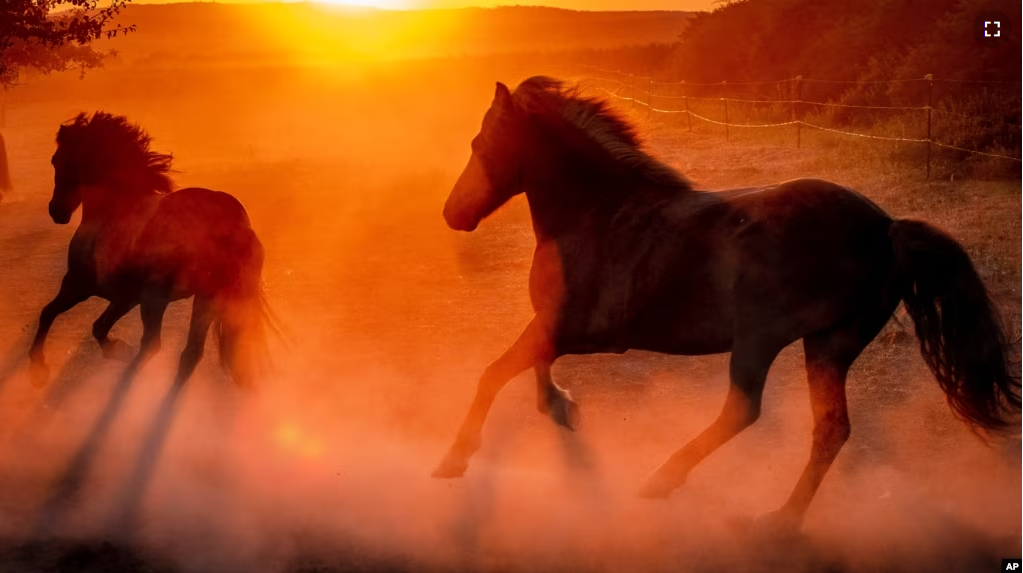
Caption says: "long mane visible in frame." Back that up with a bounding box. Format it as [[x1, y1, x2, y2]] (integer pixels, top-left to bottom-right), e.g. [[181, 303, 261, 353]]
[[57, 112, 174, 194], [511, 76, 692, 190]]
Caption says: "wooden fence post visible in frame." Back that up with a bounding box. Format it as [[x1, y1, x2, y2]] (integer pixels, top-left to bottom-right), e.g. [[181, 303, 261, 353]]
[[683, 81, 691, 132], [795, 75, 803, 149], [723, 97, 729, 142], [647, 78, 653, 118], [925, 73, 933, 179], [722, 81, 729, 141]]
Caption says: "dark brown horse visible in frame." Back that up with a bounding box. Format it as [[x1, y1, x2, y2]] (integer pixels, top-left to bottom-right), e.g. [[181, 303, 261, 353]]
[[434, 77, 1019, 529], [30, 112, 269, 389]]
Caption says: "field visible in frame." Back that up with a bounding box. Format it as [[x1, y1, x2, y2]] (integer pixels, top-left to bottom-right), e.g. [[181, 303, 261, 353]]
[[0, 7, 1019, 572]]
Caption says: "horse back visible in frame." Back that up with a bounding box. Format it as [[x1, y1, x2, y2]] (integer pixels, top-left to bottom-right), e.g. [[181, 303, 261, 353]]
[[548, 178, 895, 356], [135, 188, 260, 297]]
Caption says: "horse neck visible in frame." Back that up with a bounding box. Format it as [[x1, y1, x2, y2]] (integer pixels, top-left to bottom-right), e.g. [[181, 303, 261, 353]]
[[522, 127, 661, 241], [81, 183, 157, 226]]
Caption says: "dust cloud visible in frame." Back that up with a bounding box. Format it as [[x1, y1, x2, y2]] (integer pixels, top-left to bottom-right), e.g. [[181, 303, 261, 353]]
[[0, 41, 1017, 573]]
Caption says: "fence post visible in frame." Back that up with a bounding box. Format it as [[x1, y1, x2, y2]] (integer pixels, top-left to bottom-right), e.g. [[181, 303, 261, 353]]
[[683, 81, 691, 133], [795, 75, 803, 149], [723, 97, 729, 142], [647, 78, 653, 118], [925, 73, 933, 179], [722, 81, 729, 141], [0, 87, 5, 129], [628, 73, 634, 111]]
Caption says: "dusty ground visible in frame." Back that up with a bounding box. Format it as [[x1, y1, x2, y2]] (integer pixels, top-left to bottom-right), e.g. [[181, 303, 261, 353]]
[[0, 56, 1018, 573]]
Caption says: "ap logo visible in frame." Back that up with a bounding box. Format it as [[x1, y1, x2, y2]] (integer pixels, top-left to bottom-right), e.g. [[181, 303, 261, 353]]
[[1004, 559, 1022, 571]]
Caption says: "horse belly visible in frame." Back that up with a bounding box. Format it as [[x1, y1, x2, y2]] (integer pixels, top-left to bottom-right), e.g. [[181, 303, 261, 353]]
[[557, 248, 735, 357], [622, 281, 734, 355]]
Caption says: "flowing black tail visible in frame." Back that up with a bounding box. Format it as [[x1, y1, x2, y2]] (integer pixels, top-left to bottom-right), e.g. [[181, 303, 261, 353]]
[[214, 227, 277, 386], [890, 219, 1020, 434]]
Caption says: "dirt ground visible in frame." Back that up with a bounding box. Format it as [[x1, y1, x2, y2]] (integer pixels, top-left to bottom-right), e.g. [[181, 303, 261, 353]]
[[0, 55, 1018, 573]]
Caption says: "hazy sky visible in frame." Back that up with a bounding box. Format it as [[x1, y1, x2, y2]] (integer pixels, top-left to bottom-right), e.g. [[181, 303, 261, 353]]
[[134, 0, 716, 11], [419, 0, 714, 9]]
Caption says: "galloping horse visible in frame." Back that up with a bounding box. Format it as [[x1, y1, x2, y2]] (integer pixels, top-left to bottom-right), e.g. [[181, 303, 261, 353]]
[[30, 112, 269, 389], [434, 77, 1019, 528]]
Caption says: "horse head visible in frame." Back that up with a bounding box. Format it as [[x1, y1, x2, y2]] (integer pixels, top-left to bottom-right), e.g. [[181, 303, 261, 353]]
[[49, 123, 88, 224], [443, 82, 527, 232], [50, 112, 173, 224]]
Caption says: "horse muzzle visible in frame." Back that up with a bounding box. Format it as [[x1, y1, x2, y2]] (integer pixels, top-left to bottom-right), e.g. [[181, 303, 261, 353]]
[[443, 154, 492, 232], [442, 202, 479, 232], [48, 202, 72, 224]]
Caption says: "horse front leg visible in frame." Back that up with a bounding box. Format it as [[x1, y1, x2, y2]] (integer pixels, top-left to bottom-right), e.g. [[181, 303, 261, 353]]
[[535, 362, 578, 430], [30, 274, 93, 386], [433, 317, 554, 478]]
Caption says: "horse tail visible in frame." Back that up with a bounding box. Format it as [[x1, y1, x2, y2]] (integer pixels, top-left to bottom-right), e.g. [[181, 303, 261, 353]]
[[214, 226, 278, 387], [889, 219, 1020, 435]]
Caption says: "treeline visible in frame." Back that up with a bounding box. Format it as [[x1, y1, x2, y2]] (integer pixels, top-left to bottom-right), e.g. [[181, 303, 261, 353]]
[[664, 0, 1019, 84]]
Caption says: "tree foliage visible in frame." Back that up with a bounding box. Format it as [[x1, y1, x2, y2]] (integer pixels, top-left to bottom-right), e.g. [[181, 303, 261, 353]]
[[0, 0, 135, 87], [666, 0, 1020, 84]]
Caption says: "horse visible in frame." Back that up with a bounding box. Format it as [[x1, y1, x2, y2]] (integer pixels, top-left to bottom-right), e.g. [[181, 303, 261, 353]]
[[30, 111, 270, 390], [433, 77, 1020, 529]]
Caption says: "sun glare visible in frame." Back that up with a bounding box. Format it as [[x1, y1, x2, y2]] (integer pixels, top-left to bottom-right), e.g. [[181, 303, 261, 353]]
[[316, 0, 419, 8]]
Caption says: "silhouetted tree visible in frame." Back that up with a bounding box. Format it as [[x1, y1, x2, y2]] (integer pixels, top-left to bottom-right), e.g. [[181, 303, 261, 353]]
[[1, 0, 135, 87], [0, 0, 134, 200]]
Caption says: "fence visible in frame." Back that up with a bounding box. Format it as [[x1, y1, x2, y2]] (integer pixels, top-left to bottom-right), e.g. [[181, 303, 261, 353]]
[[571, 65, 1022, 177]]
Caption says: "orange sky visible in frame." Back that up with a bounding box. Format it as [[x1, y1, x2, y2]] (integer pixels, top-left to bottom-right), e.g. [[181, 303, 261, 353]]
[[133, 0, 715, 11], [404, 0, 713, 8]]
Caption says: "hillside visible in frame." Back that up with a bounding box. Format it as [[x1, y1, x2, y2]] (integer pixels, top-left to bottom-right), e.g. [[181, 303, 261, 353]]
[[663, 0, 1020, 84]]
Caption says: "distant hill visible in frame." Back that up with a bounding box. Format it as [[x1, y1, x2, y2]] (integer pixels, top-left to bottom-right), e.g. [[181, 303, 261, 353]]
[[662, 0, 1020, 84], [97, 3, 694, 66]]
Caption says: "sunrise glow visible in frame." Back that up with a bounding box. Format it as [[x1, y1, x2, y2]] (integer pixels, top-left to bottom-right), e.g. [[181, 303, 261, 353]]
[[314, 0, 419, 8]]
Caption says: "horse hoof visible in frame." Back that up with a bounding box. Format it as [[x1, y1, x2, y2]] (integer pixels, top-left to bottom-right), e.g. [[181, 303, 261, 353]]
[[29, 360, 49, 388], [752, 510, 802, 537], [101, 339, 135, 362], [550, 395, 579, 431], [637, 474, 680, 499], [431, 456, 468, 479]]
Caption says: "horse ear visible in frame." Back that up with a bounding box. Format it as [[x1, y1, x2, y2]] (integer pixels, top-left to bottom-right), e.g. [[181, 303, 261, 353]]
[[494, 82, 512, 107]]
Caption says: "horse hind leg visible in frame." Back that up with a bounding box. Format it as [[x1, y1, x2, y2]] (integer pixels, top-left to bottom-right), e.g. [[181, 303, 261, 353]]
[[174, 297, 215, 386], [535, 362, 578, 430], [92, 299, 138, 362], [639, 338, 782, 498], [765, 309, 892, 531], [132, 293, 170, 367]]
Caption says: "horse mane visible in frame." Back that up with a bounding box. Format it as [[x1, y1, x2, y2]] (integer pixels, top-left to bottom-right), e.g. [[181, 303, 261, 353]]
[[57, 111, 174, 194], [511, 76, 692, 191]]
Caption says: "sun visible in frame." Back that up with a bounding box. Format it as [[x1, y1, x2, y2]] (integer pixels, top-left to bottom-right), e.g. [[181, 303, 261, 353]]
[[315, 0, 419, 8]]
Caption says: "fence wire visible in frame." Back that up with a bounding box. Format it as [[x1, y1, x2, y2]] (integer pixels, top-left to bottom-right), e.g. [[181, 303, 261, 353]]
[[580, 70, 1022, 165], [577, 64, 1022, 87]]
